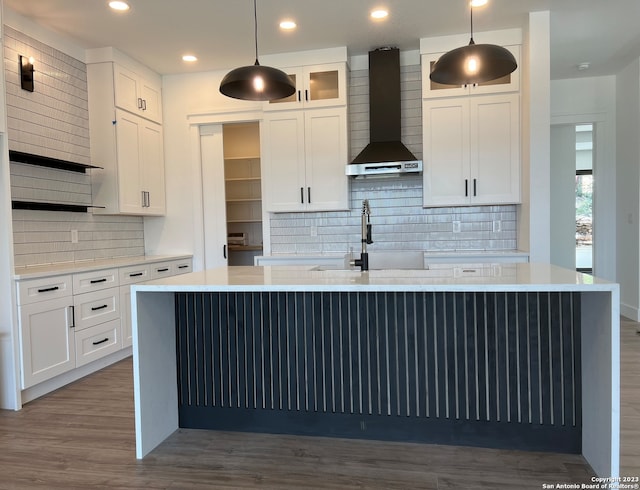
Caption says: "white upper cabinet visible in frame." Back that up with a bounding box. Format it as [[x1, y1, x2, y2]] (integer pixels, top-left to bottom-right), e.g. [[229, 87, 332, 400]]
[[113, 63, 163, 123], [422, 45, 520, 99], [262, 107, 349, 212], [88, 56, 166, 216], [423, 94, 520, 207], [264, 62, 347, 111]]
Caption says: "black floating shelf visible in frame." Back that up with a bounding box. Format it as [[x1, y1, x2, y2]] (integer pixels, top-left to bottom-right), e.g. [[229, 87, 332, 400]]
[[12, 201, 106, 213], [9, 150, 102, 173]]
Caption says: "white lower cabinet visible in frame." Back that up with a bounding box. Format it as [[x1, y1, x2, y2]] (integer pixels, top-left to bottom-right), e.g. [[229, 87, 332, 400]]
[[16, 256, 192, 395], [19, 297, 75, 389]]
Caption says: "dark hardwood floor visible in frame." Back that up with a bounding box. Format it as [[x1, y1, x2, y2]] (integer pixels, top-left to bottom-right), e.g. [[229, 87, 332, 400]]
[[0, 320, 637, 489]]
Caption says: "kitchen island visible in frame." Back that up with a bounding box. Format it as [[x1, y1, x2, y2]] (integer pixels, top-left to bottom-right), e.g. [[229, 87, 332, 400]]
[[131, 264, 619, 477]]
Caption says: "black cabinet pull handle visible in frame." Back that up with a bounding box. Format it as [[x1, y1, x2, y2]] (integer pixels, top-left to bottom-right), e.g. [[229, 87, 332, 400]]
[[307, 187, 311, 203], [37, 286, 59, 293], [465, 179, 468, 197], [178, 265, 189, 269], [223, 244, 227, 259], [68, 305, 75, 329], [129, 272, 144, 277], [92, 338, 109, 346], [156, 268, 169, 273], [297, 90, 301, 102], [91, 304, 108, 311], [473, 178, 477, 196], [90, 278, 107, 284], [142, 99, 147, 111], [305, 89, 309, 101], [300, 187, 304, 204]]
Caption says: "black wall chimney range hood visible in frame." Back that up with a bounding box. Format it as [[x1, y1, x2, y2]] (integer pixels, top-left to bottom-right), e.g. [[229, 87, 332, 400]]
[[347, 47, 422, 178]]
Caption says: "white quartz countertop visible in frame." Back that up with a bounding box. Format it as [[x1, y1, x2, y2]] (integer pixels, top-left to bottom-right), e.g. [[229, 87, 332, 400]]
[[134, 263, 616, 293], [14, 254, 192, 280]]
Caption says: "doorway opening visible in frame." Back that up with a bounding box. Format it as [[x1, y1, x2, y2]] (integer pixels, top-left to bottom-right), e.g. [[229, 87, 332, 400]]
[[575, 124, 593, 273]]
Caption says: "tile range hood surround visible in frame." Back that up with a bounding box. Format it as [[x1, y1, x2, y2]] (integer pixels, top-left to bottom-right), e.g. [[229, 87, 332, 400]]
[[347, 47, 422, 178]]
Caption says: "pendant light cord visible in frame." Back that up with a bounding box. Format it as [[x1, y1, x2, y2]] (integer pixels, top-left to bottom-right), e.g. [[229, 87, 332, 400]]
[[469, 6, 475, 45], [253, 0, 259, 64]]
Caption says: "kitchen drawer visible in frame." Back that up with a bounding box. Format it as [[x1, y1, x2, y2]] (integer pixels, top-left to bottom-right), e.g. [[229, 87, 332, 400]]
[[75, 318, 121, 367], [119, 264, 151, 285], [73, 287, 120, 331], [17, 275, 72, 306], [172, 259, 192, 275], [150, 261, 174, 280], [73, 268, 119, 294]]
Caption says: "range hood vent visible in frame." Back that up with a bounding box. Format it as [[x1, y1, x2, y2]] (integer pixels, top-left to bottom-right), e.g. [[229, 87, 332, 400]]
[[347, 47, 422, 177]]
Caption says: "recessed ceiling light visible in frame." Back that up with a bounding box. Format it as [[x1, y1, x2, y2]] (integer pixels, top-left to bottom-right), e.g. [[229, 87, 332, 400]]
[[108, 1, 130, 11], [279, 20, 297, 30], [577, 62, 590, 71], [470, 0, 488, 7], [182, 55, 198, 62], [370, 9, 389, 20]]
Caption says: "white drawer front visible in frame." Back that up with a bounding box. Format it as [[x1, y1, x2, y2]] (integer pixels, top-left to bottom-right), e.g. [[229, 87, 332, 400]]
[[172, 260, 193, 275], [119, 264, 151, 285], [73, 287, 120, 331], [73, 268, 119, 294], [150, 262, 174, 279], [75, 318, 121, 367], [17, 275, 72, 306]]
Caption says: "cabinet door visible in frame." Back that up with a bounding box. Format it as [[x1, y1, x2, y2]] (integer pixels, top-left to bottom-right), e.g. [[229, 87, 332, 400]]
[[140, 79, 162, 123], [19, 297, 75, 389], [264, 63, 347, 111], [113, 64, 141, 115], [422, 46, 520, 99], [423, 99, 470, 207], [469, 94, 520, 205], [303, 108, 349, 211], [115, 110, 144, 213], [262, 112, 306, 212], [140, 121, 166, 215]]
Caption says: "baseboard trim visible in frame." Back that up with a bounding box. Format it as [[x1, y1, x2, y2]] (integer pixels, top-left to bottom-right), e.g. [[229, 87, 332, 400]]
[[620, 303, 639, 322]]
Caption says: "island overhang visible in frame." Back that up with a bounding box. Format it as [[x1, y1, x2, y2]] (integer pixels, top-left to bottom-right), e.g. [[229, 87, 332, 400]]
[[131, 264, 620, 478]]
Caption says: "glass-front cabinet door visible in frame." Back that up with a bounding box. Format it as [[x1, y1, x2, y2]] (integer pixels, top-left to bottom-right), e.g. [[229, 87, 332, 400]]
[[421, 45, 520, 99], [265, 62, 346, 110]]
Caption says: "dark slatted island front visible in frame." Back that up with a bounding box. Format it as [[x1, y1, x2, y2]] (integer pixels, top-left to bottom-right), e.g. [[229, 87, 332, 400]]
[[130, 264, 620, 478]]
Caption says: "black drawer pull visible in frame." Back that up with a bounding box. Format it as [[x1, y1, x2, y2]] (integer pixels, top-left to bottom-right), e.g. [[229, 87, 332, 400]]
[[92, 338, 109, 346], [90, 278, 107, 284], [156, 268, 169, 272], [178, 265, 189, 269], [129, 272, 144, 277], [462, 269, 477, 273], [37, 286, 59, 293], [91, 304, 109, 311]]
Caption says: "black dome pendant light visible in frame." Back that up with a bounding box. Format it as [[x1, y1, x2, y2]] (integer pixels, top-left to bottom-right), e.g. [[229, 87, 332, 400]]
[[430, 3, 517, 86], [220, 0, 296, 101]]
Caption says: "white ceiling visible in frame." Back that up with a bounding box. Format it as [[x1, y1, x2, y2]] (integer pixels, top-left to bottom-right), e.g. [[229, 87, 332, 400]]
[[3, 0, 640, 80]]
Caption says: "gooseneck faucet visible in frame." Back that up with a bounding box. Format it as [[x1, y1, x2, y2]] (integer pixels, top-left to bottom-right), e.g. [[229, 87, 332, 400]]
[[351, 199, 373, 271]]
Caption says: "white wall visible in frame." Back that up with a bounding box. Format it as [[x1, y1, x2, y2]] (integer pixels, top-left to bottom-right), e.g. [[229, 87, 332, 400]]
[[550, 76, 617, 282], [615, 60, 640, 319], [144, 70, 262, 270], [521, 11, 551, 263], [550, 125, 577, 269]]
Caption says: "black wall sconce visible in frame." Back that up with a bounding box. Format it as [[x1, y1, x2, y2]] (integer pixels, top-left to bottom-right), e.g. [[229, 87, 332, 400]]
[[19, 55, 34, 92]]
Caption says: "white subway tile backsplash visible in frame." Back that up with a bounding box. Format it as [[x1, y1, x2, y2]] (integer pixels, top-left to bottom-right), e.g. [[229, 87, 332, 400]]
[[6, 27, 145, 267]]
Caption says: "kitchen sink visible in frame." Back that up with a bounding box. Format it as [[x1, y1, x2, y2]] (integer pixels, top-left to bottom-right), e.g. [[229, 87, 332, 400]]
[[314, 251, 426, 271]]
